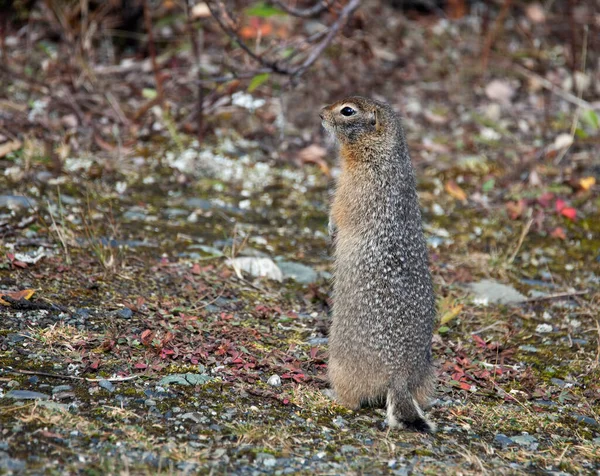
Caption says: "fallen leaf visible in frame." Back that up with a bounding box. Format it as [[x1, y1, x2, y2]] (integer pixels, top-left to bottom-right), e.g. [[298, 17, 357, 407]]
[[0, 289, 35, 305], [485, 79, 515, 105], [440, 303, 464, 325], [551, 133, 573, 151], [298, 144, 330, 177], [537, 192, 554, 208], [526, 3, 546, 23], [424, 109, 448, 125], [579, 176, 595, 191], [550, 227, 566, 239], [191, 2, 210, 18], [0, 139, 22, 158], [555, 199, 577, 221], [560, 207, 577, 221], [445, 180, 467, 202]]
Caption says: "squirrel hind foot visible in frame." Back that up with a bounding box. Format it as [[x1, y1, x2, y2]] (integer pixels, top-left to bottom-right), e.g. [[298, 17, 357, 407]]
[[386, 391, 436, 434]]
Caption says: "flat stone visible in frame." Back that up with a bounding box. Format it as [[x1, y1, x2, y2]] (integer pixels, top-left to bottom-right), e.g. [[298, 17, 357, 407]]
[[493, 434, 514, 448], [226, 257, 283, 282], [573, 413, 599, 427], [5, 390, 49, 400], [276, 261, 318, 284], [511, 434, 537, 446], [466, 279, 526, 305], [115, 308, 133, 319], [52, 385, 73, 394], [159, 373, 212, 386], [98, 379, 115, 392]]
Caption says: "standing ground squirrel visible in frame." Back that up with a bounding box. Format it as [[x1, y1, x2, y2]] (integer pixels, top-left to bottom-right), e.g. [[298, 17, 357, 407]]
[[320, 96, 436, 433]]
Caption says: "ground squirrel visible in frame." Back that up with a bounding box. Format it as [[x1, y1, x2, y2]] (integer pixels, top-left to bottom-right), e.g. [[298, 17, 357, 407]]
[[320, 96, 436, 433]]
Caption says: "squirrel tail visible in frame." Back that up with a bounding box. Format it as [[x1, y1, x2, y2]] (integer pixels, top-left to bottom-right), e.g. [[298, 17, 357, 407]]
[[386, 380, 436, 434]]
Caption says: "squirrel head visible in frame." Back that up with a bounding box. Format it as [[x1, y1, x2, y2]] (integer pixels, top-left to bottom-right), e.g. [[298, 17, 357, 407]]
[[319, 96, 398, 147]]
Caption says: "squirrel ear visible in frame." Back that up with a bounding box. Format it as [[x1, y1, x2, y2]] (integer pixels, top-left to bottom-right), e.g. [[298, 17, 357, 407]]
[[371, 110, 381, 131]]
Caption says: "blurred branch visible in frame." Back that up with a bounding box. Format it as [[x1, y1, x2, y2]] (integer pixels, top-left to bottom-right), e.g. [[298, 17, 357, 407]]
[[205, 0, 360, 81], [185, 0, 205, 143], [142, 0, 163, 100], [269, 0, 331, 18], [481, 0, 512, 73]]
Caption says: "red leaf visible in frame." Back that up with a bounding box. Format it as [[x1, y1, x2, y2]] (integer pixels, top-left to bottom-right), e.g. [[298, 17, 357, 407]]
[[191, 263, 202, 275], [472, 335, 487, 348], [90, 360, 100, 370], [134, 362, 148, 369], [555, 199, 566, 212], [537, 192, 554, 208], [506, 200, 526, 220], [459, 382, 472, 391], [140, 329, 154, 346], [560, 207, 577, 221], [309, 347, 319, 359], [551, 227, 566, 239]]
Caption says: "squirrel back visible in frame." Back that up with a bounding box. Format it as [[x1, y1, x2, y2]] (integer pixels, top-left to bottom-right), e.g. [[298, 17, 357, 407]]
[[321, 96, 436, 433]]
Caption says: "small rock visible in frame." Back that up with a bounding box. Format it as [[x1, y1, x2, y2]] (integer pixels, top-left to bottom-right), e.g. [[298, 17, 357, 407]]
[[341, 445, 357, 454], [27, 376, 39, 385], [115, 308, 133, 319], [466, 279, 526, 305], [98, 379, 115, 392], [0, 452, 26, 472], [493, 434, 514, 448], [511, 433, 537, 447], [5, 390, 49, 400], [159, 373, 212, 386], [267, 375, 281, 387], [74, 308, 91, 319], [535, 323, 553, 333], [573, 413, 599, 428], [275, 261, 318, 284], [145, 399, 157, 407], [332, 416, 347, 428], [0, 195, 37, 210], [308, 337, 328, 345], [52, 385, 73, 394], [519, 345, 539, 353], [227, 257, 283, 282], [255, 452, 276, 468]]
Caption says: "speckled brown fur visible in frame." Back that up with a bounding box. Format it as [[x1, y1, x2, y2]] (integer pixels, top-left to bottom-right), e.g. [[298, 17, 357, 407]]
[[321, 96, 436, 433]]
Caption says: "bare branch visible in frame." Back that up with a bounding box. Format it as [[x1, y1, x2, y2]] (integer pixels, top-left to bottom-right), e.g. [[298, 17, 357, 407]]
[[205, 0, 294, 75], [205, 0, 360, 81], [269, 0, 331, 18], [290, 0, 360, 78]]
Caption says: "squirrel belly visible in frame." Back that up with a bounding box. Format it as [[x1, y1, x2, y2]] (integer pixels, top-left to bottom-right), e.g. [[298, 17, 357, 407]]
[[321, 96, 436, 433]]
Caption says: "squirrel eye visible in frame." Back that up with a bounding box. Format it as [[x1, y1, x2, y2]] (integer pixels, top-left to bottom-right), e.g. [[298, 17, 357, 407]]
[[340, 106, 356, 117]]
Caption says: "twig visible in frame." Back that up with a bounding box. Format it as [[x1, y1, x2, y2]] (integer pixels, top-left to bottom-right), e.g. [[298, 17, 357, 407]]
[[206, 0, 292, 74], [555, 24, 589, 165], [511, 63, 597, 111], [0, 295, 68, 313], [507, 217, 533, 264], [291, 0, 360, 79], [269, 0, 331, 18], [481, 0, 513, 72], [6, 368, 140, 383], [142, 0, 163, 100], [205, 0, 360, 80], [526, 290, 588, 302], [185, 0, 205, 143]]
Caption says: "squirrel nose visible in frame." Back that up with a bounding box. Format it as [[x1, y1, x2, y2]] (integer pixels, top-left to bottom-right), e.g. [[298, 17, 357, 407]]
[[319, 111, 325, 120]]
